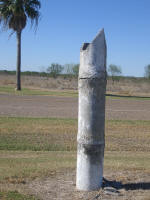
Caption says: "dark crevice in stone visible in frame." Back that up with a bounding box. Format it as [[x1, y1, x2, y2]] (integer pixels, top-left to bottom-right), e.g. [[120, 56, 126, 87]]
[[81, 43, 90, 51], [79, 77, 106, 80]]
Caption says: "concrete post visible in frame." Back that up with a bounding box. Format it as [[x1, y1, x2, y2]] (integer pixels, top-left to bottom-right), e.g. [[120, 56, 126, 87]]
[[76, 29, 107, 191]]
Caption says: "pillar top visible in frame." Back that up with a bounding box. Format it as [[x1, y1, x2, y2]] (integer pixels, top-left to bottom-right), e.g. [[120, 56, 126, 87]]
[[79, 29, 107, 79]]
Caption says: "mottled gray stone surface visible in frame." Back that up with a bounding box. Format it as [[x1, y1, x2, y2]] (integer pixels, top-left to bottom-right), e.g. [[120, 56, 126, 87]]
[[76, 29, 107, 191]]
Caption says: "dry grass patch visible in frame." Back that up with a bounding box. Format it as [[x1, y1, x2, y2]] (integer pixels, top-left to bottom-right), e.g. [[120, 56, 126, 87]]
[[0, 117, 150, 152], [106, 120, 150, 151], [1, 74, 150, 97], [0, 151, 76, 183], [0, 151, 149, 185], [105, 151, 150, 172], [0, 117, 77, 151], [0, 114, 149, 199]]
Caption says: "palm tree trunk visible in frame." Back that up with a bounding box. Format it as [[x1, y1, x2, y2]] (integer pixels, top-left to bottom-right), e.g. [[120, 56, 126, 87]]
[[16, 30, 22, 90]]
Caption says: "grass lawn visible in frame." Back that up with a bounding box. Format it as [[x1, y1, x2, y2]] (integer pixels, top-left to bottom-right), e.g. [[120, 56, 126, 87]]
[[0, 151, 149, 184], [0, 117, 150, 152], [1, 86, 150, 100], [0, 151, 76, 183], [0, 117, 150, 199], [0, 117, 77, 151], [0, 86, 78, 97]]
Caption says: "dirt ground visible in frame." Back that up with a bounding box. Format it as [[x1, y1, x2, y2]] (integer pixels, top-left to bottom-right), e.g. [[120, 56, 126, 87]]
[[28, 170, 150, 200], [3, 169, 150, 200], [0, 94, 150, 120]]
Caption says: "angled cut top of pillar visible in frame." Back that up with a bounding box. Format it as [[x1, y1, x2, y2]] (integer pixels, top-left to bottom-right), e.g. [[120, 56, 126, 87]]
[[79, 29, 107, 79]]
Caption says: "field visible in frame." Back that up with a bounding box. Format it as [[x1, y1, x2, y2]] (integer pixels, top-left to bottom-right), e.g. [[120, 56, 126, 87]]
[[0, 75, 150, 199], [0, 74, 150, 97]]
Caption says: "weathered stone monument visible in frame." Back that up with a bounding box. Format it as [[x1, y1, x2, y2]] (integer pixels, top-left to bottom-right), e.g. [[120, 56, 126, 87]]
[[76, 29, 107, 191]]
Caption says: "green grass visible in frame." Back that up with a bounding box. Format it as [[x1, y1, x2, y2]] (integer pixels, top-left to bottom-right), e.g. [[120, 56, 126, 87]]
[[0, 191, 38, 200], [0, 151, 149, 184], [0, 86, 78, 97], [105, 151, 150, 171], [0, 117, 77, 151], [1, 86, 150, 100], [0, 151, 76, 182], [0, 117, 150, 152], [0, 116, 150, 199]]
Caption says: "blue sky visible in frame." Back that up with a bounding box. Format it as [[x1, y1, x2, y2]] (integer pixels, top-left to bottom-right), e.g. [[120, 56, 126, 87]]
[[0, 0, 150, 77]]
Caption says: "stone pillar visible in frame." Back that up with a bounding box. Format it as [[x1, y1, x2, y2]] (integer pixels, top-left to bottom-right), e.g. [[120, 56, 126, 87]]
[[76, 29, 107, 191]]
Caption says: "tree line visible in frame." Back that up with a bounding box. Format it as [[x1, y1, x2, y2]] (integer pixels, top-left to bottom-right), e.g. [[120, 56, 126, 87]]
[[0, 63, 79, 78], [1, 63, 150, 81], [108, 64, 150, 81], [47, 63, 79, 78]]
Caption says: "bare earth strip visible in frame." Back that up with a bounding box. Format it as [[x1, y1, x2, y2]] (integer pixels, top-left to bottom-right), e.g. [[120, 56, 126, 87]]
[[28, 169, 150, 200], [0, 94, 150, 120]]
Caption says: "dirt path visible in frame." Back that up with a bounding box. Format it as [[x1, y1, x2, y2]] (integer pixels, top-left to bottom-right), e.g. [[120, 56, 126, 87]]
[[0, 94, 150, 120]]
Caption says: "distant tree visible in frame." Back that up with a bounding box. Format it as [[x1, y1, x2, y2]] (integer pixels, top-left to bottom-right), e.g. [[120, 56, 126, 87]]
[[144, 64, 150, 79], [108, 64, 122, 83], [47, 63, 63, 78], [64, 63, 79, 78], [39, 66, 48, 78], [72, 64, 79, 77], [0, 0, 41, 90], [65, 63, 74, 77]]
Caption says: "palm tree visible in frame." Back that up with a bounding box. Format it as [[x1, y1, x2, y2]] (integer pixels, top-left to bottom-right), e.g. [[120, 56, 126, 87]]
[[0, 0, 41, 90]]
